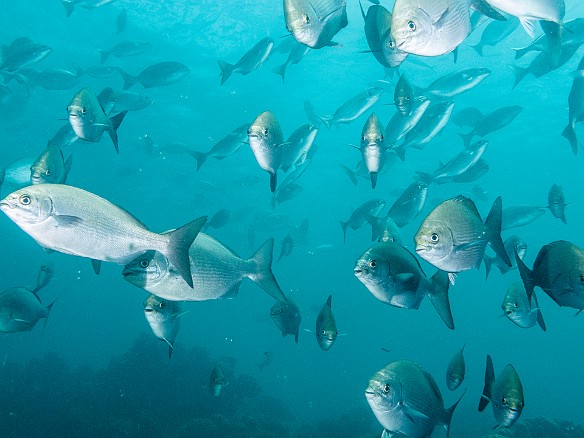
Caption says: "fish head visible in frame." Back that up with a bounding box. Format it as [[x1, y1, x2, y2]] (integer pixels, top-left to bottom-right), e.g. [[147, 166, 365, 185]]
[[354, 248, 390, 287], [414, 220, 454, 264], [67, 88, 94, 122], [447, 371, 463, 391], [501, 298, 521, 319], [494, 390, 524, 427], [122, 250, 169, 288], [381, 35, 408, 68], [248, 111, 282, 147], [284, 0, 324, 48], [391, 4, 434, 55], [30, 159, 51, 185], [316, 326, 337, 351], [365, 373, 400, 420], [0, 187, 54, 225]]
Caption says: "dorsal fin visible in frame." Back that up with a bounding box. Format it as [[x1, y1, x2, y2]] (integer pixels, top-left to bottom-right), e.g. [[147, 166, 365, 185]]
[[450, 195, 481, 219]]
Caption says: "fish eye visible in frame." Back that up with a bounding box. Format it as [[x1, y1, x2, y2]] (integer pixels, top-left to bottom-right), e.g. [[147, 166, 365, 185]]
[[379, 134, 384, 141], [263, 128, 269, 136], [407, 20, 416, 31], [501, 397, 507, 405], [383, 384, 390, 393], [80, 106, 86, 115], [45, 169, 51, 176], [19, 194, 31, 205], [139, 259, 149, 268], [388, 40, 395, 49], [430, 233, 439, 243], [246, 128, 251, 135], [513, 301, 519, 308], [579, 275, 584, 284], [159, 302, 165, 309], [302, 14, 310, 25], [321, 330, 326, 335], [369, 260, 376, 268], [361, 135, 367, 141]]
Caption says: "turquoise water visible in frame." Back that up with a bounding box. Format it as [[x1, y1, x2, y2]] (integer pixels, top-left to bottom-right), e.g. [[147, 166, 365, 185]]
[[0, 1, 583, 436]]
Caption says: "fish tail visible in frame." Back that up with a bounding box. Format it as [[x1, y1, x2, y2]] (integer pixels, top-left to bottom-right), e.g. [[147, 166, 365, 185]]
[[532, 293, 547, 331], [512, 47, 529, 60], [339, 221, 348, 243], [444, 390, 465, 437], [269, 172, 277, 193], [217, 60, 235, 85], [168, 340, 174, 359], [61, 0, 75, 17], [118, 68, 136, 90], [469, 42, 484, 57], [364, 212, 382, 242], [370, 172, 378, 189], [509, 65, 528, 89], [458, 131, 474, 148], [164, 216, 207, 288], [43, 298, 58, 335], [272, 64, 287, 84], [98, 49, 109, 64], [247, 238, 287, 302], [485, 196, 511, 267], [515, 248, 535, 303], [414, 171, 433, 184], [394, 145, 407, 162], [339, 164, 358, 185], [428, 270, 454, 330], [478, 355, 495, 412], [108, 110, 128, 154], [0, 167, 5, 197], [561, 123, 578, 155], [187, 150, 207, 171], [483, 254, 494, 280]]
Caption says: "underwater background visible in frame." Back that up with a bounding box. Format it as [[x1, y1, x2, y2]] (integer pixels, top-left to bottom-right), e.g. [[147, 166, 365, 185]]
[[1, 0, 584, 436]]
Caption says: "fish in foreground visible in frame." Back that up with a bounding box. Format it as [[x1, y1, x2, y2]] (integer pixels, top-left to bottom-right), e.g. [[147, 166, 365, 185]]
[[479, 355, 524, 428], [67, 88, 127, 153], [340, 199, 386, 242], [218, 37, 274, 85], [0, 184, 205, 288], [248, 111, 286, 193], [209, 365, 227, 397], [485, 0, 564, 37], [143, 294, 184, 358], [270, 297, 302, 342], [446, 345, 465, 390], [316, 295, 337, 351], [355, 240, 454, 329], [562, 54, 584, 155], [30, 145, 73, 185], [415, 195, 510, 283], [366, 359, 464, 437], [516, 240, 584, 311], [502, 282, 546, 331], [118, 62, 190, 89], [359, 112, 387, 189], [309, 87, 384, 128], [484, 235, 527, 279], [284, 0, 348, 49], [123, 235, 286, 302], [547, 183, 567, 224], [188, 123, 249, 171], [0, 263, 56, 333]]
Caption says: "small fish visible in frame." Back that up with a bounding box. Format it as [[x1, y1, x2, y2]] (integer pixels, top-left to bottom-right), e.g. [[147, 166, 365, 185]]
[[562, 54, 584, 155], [247, 111, 285, 193], [116, 9, 127, 34], [143, 294, 184, 358], [385, 98, 431, 146], [340, 199, 386, 242], [459, 106, 522, 146], [30, 145, 73, 185], [203, 208, 230, 231], [387, 181, 428, 227], [366, 359, 463, 437], [452, 106, 485, 129], [364, 212, 403, 244], [446, 345, 465, 390], [478, 355, 524, 428], [270, 297, 302, 342], [218, 37, 274, 85], [484, 235, 527, 279], [315, 295, 337, 351], [35, 262, 54, 293], [61, 0, 118, 17], [99, 88, 152, 114], [1, 157, 36, 189], [415, 196, 510, 282], [67, 88, 127, 153], [272, 182, 304, 208], [272, 40, 310, 83], [501, 206, 547, 231], [502, 282, 546, 331], [209, 365, 226, 397], [0, 37, 52, 72], [449, 159, 489, 183], [188, 124, 249, 171], [485, 0, 564, 37], [547, 183, 567, 224], [118, 61, 190, 89], [394, 75, 415, 116], [284, 0, 348, 49], [98, 41, 152, 64], [16, 68, 80, 91], [311, 87, 384, 128], [359, 112, 387, 189], [278, 234, 295, 261], [421, 68, 492, 99], [280, 124, 318, 172], [470, 16, 519, 56]]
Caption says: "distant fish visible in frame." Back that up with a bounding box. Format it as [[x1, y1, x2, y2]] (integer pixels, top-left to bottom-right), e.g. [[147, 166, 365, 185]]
[[61, 0, 118, 17], [278, 234, 295, 261], [98, 87, 152, 114], [469, 16, 519, 56], [387, 181, 427, 227], [359, 112, 388, 189], [116, 9, 127, 34], [484, 235, 527, 279], [188, 123, 248, 170], [315, 295, 338, 351], [452, 106, 484, 129], [340, 199, 386, 242], [394, 75, 415, 116], [280, 124, 318, 172], [13, 68, 80, 91], [209, 365, 226, 397], [446, 345, 465, 390], [501, 282, 546, 331], [561, 54, 584, 155], [203, 208, 230, 230], [270, 297, 302, 342], [143, 294, 184, 358], [0, 37, 52, 72], [98, 41, 152, 64], [501, 205, 547, 230], [284, 0, 348, 48], [118, 61, 190, 89], [385, 98, 431, 146], [547, 183, 567, 224], [420, 68, 492, 99], [458, 106, 522, 146], [272, 40, 309, 83], [218, 37, 274, 85]]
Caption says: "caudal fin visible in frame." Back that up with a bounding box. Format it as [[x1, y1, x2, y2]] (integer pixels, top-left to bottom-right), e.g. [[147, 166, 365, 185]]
[[118, 68, 136, 90], [484, 254, 494, 280], [469, 42, 484, 57], [515, 247, 535, 302], [428, 270, 454, 330], [247, 238, 287, 302], [444, 389, 466, 438], [188, 150, 208, 171], [370, 172, 378, 189], [561, 123, 578, 155], [108, 110, 128, 154], [217, 60, 236, 85], [478, 355, 495, 412], [98, 49, 110, 64], [485, 196, 511, 267], [61, 0, 74, 17], [269, 171, 277, 193], [340, 164, 358, 185], [272, 64, 287, 83], [532, 293, 546, 331], [164, 216, 207, 288], [509, 65, 529, 89], [340, 221, 348, 243], [458, 131, 475, 148]]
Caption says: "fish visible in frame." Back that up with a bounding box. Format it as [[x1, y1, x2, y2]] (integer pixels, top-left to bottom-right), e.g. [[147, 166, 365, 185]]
[[116, 9, 127, 34], [469, 15, 519, 56], [449, 158, 489, 183], [387, 181, 428, 228], [516, 240, 584, 311], [0, 184, 206, 288], [188, 123, 249, 171], [414, 196, 510, 282], [502, 282, 546, 331], [484, 235, 527, 279], [203, 208, 230, 231], [67, 88, 127, 153], [547, 183, 567, 224], [513, 17, 584, 59], [280, 124, 318, 172], [98, 41, 152, 64], [311, 87, 384, 128], [143, 294, 184, 358], [278, 234, 295, 261], [366, 359, 463, 437], [272, 182, 304, 209], [478, 355, 524, 428], [284, 0, 348, 49], [355, 240, 454, 329], [247, 111, 286, 193], [61, 0, 118, 17], [0, 37, 52, 72], [14, 68, 80, 91], [446, 346, 465, 390], [359, 112, 387, 189], [421, 68, 492, 99], [385, 98, 431, 146], [218, 37, 274, 85], [501, 206, 547, 230], [340, 199, 386, 242], [315, 295, 337, 350], [98, 88, 152, 115], [35, 262, 54, 293], [123, 235, 285, 302], [452, 106, 485, 129], [1, 157, 36, 189], [364, 212, 403, 244], [394, 75, 415, 116], [30, 145, 73, 185], [416, 140, 489, 185], [458, 106, 522, 146], [270, 296, 302, 342], [209, 365, 226, 397], [272, 40, 310, 83], [561, 54, 584, 155], [484, 0, 565, 37], [118, 62, 190, 89]]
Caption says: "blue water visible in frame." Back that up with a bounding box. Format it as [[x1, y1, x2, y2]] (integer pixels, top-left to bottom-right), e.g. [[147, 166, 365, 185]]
[[1, 1, 584, 437]]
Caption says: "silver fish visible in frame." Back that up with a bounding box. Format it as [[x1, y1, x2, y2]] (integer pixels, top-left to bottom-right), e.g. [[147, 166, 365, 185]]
[[313, 87, 384, 128], [364, 212, 403, 244], [15, 68, 79, 91], [218, 37, 274, 85], [98, 41, 152, 64], [99, 88, 152, 115], [459, 106, 522, 146], [0, 184, 205, 287], [284, 0, 348, 49], [143, 294, 183, 358], [340, 199, 386, 242], [188, 123, 249, 171], [394, 75, 415, 116], [485, 0, 564, 37], [446, 345, 465, 390], [470, 16, 519, 56], [204, 208, 230, 231], [316, 295, 337, 350], [502, 282, 546, 331], [209, 365, 226, 397], [248, 111, 285, 193], [0, 37, 52, 72], [366, 359, 463, 437], [513, 17, 584, 59], [30, 145, 73, 185], [67, 88, 127, 153], [280, 124, 318, 172], [386, 98, 431, 146], [118, 62, 190, 89], [272, 40, 310, 83], [359, 112, 387, 189], [501, 206, 547, 230], [270, 296, 302, 342], [561, 54, 584, 154], [479, 355, 524, 428], [547, 183, 567, 224], [123, 235, 285, 302], [484, 235, 527, 279], [387, 181, 428, 228], [421, 68, 492, 99]]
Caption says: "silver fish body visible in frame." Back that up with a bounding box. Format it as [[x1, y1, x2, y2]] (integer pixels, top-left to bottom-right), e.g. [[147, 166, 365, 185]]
[[501, 205, 547, 230], [143, 294, 182, 358], [316, 295, 337, 350], [218, 37, 274, 85], [340, 199, 386, 242], [547, 183, 567, 224], [386, 98, 431, 146], [189, 123, 249, 171], [284, 0, 348, 49], [502, 282, 546, 330], [98, 41, 152, 63], [446, 346, 465, 390], [387, 181, 428, 228], [248, 111, 285, 192], [209, 365, 226, 397], [320, 87, 384, 128], [119, 62, 190, 89], [485, 0, 564, 37], [459, 105, 522, 146], [30, 145, 72, 185], [422, 68, 492, 99], [281, 124, 318, 172], [360, 113, 387, 189]]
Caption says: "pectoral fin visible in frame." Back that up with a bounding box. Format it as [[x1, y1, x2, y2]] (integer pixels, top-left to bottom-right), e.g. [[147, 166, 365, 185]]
[[53, 215, 83, 226]]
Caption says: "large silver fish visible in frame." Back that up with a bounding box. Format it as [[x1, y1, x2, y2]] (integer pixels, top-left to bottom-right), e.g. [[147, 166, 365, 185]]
[[143, 294, 184, 358], [478, 355, 524, 428], [67, 88, 127, 153], [123, 235, 286, 302], [485, 0, 564, 37], [359, 112, 387, 189], [30, 145, 72, 185], [270, 296, 302, 342], [366, 359, 463, 437], [315, 295, 337, 350], [284, 0, 348, 49], [0, 184, 205, 288], [248, 111, 286, 193], [118, 62, 190, 89], [502, 282, 546, 331], [218, 37, 274, 85], [446, 346, 465, 390]]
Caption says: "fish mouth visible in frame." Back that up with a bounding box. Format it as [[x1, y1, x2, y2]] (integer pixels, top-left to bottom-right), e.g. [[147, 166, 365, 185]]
[[415, 245, 429, 254], [354, 268, 364, 276], [144, 307, 154, 313], [0, 200, 12, 210]]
